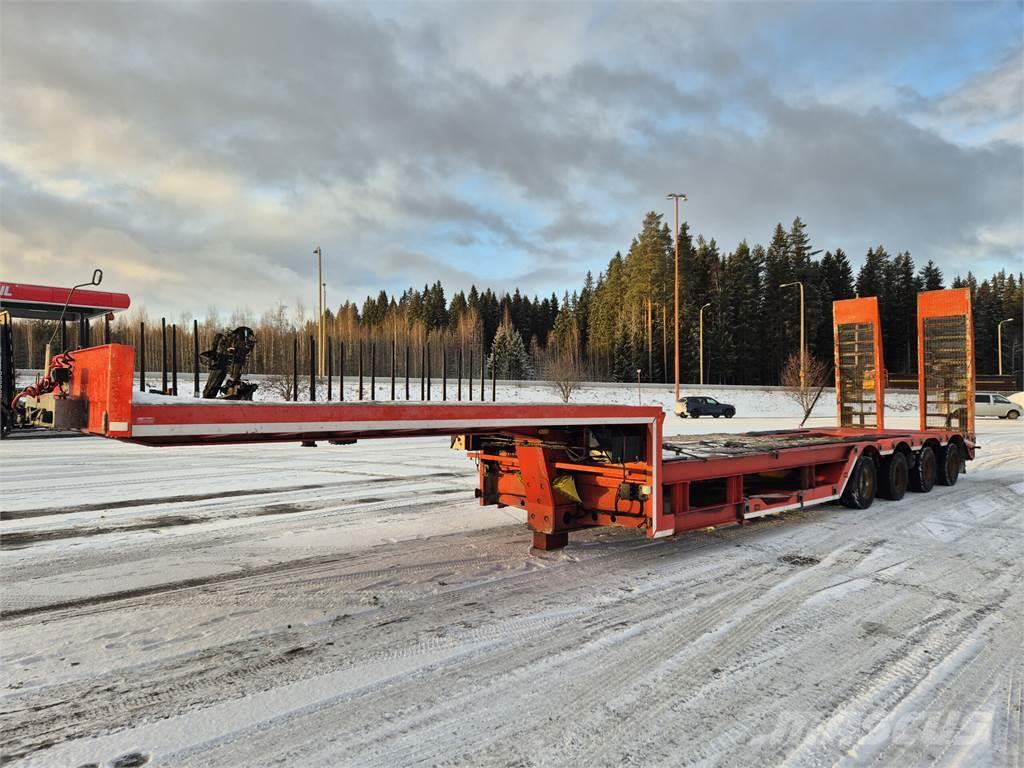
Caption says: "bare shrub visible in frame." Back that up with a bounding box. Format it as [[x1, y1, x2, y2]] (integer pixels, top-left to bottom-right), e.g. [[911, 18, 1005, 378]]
[[263, 373, 296, 402], [547, 352, 584, 403], [782, 353, 831, 425]]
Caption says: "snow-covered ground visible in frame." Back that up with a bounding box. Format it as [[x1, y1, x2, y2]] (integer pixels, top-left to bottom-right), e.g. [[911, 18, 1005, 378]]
[[0, 388, 1021, 767]]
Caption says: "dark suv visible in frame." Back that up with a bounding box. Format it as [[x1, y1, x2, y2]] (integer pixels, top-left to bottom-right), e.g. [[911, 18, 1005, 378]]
[[674, 395, 735, 419]]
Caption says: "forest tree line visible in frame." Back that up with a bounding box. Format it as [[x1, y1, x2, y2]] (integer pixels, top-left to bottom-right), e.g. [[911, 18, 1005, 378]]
[[10, 213, 1023, 386]]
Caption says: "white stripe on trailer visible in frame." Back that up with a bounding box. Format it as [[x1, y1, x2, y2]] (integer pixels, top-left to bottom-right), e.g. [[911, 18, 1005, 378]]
[[130, 415, 656, 438], [744, 494, 841, 520]]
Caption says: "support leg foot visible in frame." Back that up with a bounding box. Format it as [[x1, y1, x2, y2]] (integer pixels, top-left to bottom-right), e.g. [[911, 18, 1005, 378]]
[[532, 531, 568, 551]]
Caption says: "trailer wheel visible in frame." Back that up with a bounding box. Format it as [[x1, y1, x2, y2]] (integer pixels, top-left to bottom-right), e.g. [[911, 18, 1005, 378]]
[[841, 455, 877, 509], [937, 443, 960, 487], [879, 452, 909, 501], [909, 446, 937, 493]]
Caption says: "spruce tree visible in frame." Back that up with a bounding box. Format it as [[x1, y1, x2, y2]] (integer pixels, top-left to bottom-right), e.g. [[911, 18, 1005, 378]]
[[919, 260, 944, 291], [488, 309, 533, 380], [815, 250, 854, 367], [856, 246, 890, 299], [762, 224, 791, 383]]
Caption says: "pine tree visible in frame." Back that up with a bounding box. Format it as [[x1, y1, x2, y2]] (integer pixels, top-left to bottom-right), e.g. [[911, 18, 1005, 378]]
[[856, 246, 890, 299], [761, 224, 791, 383], [884, 252, 920, 372], [611, 323, 639, 383], [814, 249, 854, 368], [720, 240, 763, 384], [488, 309, 533, 380], [919, 260, 944, 291], [788, 217, 822, 365], [577, 271, 594, 353], [685, 236, 721, 383]]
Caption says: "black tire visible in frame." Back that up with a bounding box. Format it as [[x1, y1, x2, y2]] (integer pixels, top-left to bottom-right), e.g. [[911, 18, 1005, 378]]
[[690, 411, 700, 419], [841, 455, 877, 509], [1008, 410, 1020, 420], [724, 408, 735, 418], [909, 446, 937, 493], [713, 414, 720, 418], [879, 452, 909, 501], [937, 442, 961, 487]]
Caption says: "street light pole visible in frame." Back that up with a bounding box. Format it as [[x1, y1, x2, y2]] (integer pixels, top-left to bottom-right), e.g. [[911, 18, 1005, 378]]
[[699, 302, 711, 386], [667, 193, 687, 403], [780, 281, 805, 388], [998, 318, 1014, 375], [314, 247, 323, 376], [322, 282, 328, 376]]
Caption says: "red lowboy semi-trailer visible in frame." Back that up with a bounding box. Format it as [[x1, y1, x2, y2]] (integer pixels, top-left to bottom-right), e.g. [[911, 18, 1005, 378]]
[[32, 289, 976, 550]]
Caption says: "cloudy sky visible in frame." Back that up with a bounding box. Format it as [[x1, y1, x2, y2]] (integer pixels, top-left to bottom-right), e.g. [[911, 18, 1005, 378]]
[[1, 1, 1022, 318]]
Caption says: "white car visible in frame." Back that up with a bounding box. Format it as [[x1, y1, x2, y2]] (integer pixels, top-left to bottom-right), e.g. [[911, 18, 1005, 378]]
[[975, 393, 1021, 419]]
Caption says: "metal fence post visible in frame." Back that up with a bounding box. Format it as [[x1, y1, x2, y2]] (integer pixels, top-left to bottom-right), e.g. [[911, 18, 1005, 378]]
[[405, 344, 410, 400], [340, 341, 345, 401], [480, 342, 485, 401], [327, 336, 333, 401], [391, 340, 396, 400], [171, 324, 179, 396], [161, 318, 168, 393], [292, 334, 298, 402], [457, 347, 462, 401], [426, 344, 431, 401], [309, 335, 316, 401], [468, 350, 473, 402], [358, 340, 364, 401], [442, 345, 447, 401], [193, 319, 200, 397], [370, 341, 376, 401], [139, 321, 146, 392]]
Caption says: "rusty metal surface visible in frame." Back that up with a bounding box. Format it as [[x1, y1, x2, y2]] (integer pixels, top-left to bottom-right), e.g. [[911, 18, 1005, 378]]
[[662, 431, 873, 461]]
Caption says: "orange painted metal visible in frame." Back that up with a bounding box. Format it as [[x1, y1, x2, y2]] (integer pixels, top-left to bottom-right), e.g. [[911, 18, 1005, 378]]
[[56, 309, 977, 550], [833, 296, 885, 429], [918, 288, 975, 438], [66, 344, 134, 438]]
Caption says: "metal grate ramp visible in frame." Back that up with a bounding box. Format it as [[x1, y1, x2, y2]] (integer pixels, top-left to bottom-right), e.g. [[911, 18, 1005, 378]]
[[837, 321, 880, 428], [921, 315, 970, 431]]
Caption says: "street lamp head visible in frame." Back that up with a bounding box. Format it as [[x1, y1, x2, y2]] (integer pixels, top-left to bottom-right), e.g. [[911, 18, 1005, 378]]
[[1002, 317, 1015, 323], [666, 193, 687, 201], [701, 302, 711, 311]]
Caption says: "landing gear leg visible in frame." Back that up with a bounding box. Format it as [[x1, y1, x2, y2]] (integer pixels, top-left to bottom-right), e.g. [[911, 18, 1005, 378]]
[[532, 531, 568, 551]]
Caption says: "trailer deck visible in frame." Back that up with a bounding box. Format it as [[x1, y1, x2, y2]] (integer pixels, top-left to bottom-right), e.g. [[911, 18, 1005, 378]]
[[12, 289, 978, 550]]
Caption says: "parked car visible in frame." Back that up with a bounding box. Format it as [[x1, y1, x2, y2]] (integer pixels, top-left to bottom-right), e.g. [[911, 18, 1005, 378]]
[[975, 392, 1021, 419], [675, 395, 735, 419]]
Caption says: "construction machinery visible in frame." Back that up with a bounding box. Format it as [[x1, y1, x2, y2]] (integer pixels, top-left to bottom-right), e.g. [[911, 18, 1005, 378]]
[[9, 288, 976, 550], [200, 326, 258, 400], [1, 277, 130, 437]]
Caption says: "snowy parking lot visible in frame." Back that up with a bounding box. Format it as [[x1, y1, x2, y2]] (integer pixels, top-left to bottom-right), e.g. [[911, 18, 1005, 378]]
[[1, 387, 1022, 767]]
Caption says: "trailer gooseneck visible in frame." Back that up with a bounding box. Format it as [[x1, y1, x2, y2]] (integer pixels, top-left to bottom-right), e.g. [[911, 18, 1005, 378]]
[[22, 289, 976, 551]]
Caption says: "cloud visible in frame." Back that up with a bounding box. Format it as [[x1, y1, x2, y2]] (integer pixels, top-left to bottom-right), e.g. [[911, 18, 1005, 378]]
[[930, 49, 1024, 145], [0, 1, 1021, 320]]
